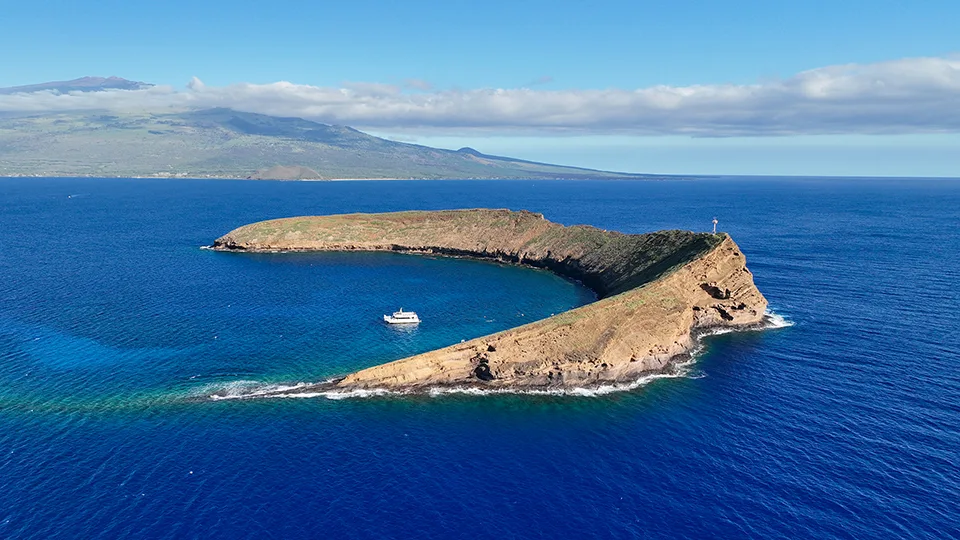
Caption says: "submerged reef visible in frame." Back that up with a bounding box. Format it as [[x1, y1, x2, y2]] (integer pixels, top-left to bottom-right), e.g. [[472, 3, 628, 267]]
[[212, 209, 768, 394]]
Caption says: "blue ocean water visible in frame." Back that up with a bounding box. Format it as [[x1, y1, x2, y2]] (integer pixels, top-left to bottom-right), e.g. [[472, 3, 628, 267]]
[[0, 177, 958, 539]]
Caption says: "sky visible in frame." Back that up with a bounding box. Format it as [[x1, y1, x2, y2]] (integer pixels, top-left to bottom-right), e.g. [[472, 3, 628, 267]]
[[2, 0, 960, 176]]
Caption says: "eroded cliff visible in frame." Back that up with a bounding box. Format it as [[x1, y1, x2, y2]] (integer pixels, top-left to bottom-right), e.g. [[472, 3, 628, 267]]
[[212, 209, 768, 392]]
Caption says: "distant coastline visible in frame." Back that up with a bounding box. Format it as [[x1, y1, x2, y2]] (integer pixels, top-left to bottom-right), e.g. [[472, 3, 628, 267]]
[[0, 173, 663, 181], [0, 108, 649, 181]]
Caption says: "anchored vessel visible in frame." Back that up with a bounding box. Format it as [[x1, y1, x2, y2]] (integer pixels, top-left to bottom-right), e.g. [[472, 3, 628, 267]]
[[384, 308, 420, 325]]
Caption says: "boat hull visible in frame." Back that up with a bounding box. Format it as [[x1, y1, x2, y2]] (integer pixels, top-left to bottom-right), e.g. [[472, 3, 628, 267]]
[[384, 314, 420, 324]]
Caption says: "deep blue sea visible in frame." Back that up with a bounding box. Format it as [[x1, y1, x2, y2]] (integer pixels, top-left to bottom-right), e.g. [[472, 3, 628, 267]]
[[1, 177, 958, 539]]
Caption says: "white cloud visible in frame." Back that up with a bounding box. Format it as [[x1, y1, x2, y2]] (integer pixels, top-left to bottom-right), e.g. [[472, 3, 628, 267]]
[[1, 56, 959, 136]]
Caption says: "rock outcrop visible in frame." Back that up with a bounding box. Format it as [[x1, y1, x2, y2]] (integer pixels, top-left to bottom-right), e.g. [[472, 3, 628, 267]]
[[212, 209, 768, 393]]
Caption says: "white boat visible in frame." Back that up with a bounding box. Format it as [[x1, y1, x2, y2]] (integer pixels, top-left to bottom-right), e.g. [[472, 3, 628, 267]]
[[383, 308, 420, 324]]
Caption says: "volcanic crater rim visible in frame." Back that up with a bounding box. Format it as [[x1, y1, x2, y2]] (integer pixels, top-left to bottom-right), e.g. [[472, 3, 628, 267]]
[[209, 208, 769, 395]]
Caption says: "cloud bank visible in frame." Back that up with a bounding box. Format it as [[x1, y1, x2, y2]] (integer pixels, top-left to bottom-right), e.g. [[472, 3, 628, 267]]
[[1, 56, 959, 136]]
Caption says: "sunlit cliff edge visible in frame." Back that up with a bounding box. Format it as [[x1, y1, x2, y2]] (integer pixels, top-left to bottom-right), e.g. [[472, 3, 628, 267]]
[[211, 209, 768, 393]]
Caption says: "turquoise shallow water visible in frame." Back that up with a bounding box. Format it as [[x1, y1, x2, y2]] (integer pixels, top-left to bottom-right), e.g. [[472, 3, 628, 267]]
[[1, 177, 958, 539]]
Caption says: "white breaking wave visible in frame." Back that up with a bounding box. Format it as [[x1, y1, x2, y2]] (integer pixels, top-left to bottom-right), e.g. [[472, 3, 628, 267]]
[[208, 384, 415, 401], [278, 388, 405, 400], [763, 310, 795, 329], [699, 309, 794, 338], [205, 380, 326, 401], [203, 360, 698, 401], [202, 310, 795, 401], [194, 380, 262, 400]]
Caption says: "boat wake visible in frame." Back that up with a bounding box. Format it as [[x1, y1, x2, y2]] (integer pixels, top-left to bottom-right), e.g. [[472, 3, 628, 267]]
[[198, 310, 794, 401]]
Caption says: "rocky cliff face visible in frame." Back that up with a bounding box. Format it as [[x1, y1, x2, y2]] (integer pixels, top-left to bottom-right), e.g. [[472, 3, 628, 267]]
[[212, 209, 768, 392]]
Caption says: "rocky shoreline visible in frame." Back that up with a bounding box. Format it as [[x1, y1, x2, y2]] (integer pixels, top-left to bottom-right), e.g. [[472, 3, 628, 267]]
[[210, 209, 768, 395]]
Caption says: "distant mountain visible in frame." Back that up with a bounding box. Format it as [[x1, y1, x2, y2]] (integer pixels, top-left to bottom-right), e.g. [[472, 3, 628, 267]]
[[0, 107, 649, 180], [250, 165, 324, 180], [0, 76, 153, 95]]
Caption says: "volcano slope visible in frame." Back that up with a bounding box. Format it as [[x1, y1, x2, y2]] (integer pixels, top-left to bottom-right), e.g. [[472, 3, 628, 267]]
[[212, 209, 768, 393]]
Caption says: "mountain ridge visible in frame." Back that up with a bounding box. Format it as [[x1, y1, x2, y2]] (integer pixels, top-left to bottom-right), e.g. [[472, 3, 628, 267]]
[[0, 76, 153, 95], [0, 107, 651, 180]]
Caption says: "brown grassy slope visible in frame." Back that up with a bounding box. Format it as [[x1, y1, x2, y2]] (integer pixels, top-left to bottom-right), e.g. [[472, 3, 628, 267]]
[[214, 209, 724, 298]]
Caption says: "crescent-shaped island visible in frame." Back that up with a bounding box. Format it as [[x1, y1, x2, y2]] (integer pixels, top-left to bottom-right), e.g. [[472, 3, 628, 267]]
[[210, 209, 768, 396]]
